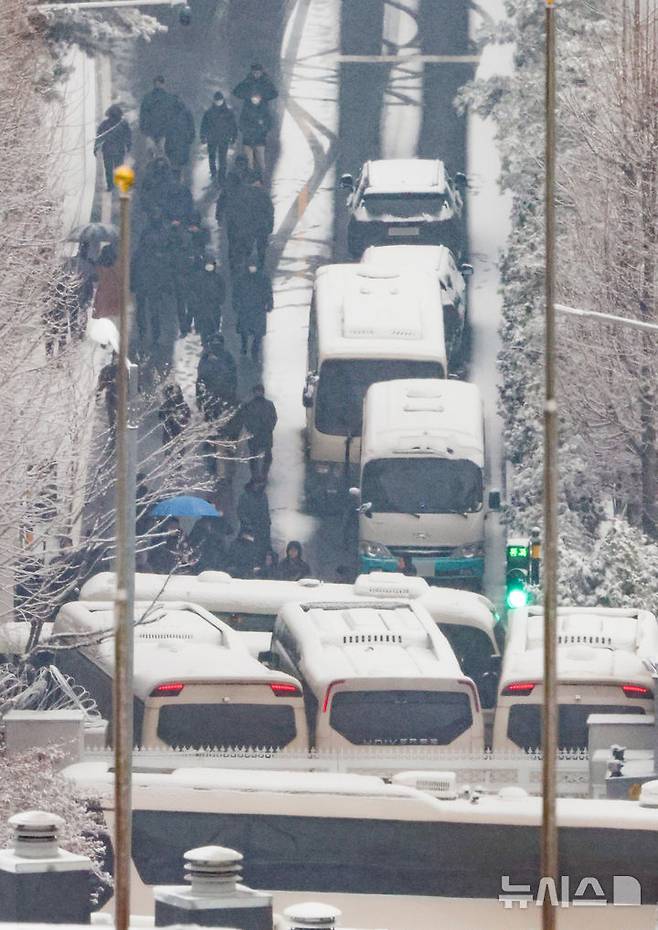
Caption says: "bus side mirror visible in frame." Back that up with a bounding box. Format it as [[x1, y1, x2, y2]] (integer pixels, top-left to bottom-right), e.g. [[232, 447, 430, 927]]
[[454, 171, 467, 190], [340, 173, 355, 191], [488, 490, 501, 511], [357, 501, 372, 518], [348, 486, 361, 501], [460, 262, 474, 278], [258, 650, 280, 669]]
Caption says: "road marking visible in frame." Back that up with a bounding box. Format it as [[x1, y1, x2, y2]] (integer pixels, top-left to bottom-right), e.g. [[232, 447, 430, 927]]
[[337, 53, 480, 64]]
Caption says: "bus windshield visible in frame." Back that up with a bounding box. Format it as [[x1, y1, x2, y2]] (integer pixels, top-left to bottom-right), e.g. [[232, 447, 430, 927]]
[[362, 458, 482, 514], [330, 690, 472, 745], [316, 360, 444, 436]]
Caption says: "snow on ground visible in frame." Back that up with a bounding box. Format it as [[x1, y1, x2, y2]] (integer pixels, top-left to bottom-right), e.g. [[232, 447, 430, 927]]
[[380, 0, 423, 157], [468, 0, 513, 602], [264, 0, 340, 547]]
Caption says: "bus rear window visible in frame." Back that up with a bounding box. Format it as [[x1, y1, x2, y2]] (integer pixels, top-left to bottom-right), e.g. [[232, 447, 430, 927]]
[[507, 704, 645, 752], [157, 703, 296, 750], [330, 690, 472, 746]]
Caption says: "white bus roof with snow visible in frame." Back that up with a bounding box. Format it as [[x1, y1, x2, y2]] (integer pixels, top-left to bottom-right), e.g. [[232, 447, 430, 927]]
[[63, 761, 658, 930], [313, 263, 446, 366], [270, 600, 484, 750], [501, 605, 658, 691], [362, 243, 463, 295], [52, 601, 306, 750], [493, 605, 658, 751], [361, 379, 484, 466]]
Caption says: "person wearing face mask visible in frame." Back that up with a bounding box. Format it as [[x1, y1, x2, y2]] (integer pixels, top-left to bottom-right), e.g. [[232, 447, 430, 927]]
[[233, 262, 273, 360], [238, 91, 272, 177], [233, 63, 278, 105], [188, 257, 226, 347], [200, 91, 237, 184]]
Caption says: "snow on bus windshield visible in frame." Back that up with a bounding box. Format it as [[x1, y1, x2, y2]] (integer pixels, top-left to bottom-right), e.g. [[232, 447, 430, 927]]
[[316, 360, 443, 436], [362, 458, 483, 515]]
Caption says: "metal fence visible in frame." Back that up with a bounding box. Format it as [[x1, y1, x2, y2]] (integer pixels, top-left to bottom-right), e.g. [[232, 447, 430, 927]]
[[83, 745, 591, 796]]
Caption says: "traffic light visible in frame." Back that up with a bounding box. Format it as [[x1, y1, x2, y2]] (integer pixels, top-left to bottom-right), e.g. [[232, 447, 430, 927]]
[[506, 537, 530, 610]]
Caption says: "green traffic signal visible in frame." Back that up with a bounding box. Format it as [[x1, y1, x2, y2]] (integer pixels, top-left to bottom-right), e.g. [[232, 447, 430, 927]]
[[506, 584, 529, 609]]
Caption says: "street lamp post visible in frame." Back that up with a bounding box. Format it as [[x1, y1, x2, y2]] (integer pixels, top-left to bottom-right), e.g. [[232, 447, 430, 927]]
[[542, 2, 558, 929], [112, 163, 136, 930]]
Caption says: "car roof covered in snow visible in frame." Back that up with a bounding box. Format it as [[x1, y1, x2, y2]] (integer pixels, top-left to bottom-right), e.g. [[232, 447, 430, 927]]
[[53, 600, 300, 700], [501, 605, 658, 689], [364, 158, 448, 194], [274, 599, 466, 692], [361, 378, 484, 465], [314, 264, 446, 364]]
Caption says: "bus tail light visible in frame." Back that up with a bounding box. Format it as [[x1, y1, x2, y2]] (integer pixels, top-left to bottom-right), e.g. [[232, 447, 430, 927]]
[[322, 680, 346, 713], [270, 682, 302, 697], [622, 684, 653, 699], [502, 682, 535, 697], [151, 682, 185, 696]]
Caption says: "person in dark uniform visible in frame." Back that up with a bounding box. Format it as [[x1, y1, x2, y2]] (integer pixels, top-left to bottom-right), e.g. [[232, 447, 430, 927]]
[[233, 63, 278, 106], [163, 96, 195, 173], [237, 479, 271, 563], [97, 354, 118, 430], [238, 383, 277, 480], [94, 105, 131, 191], [200, 91, 237, 184], [237, 92, 272, 177], [188, 258, 226, 347], [139, 76, 174, 152], [196, 334, 238, 420], [233, 263, 272, 360], [158, 383, 191, 453]]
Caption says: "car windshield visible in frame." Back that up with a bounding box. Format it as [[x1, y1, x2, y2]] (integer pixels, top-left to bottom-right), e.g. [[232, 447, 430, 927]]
[[362, 457, 482, 514], [316, 359, 444, 436], [363, 192, 447, 219]]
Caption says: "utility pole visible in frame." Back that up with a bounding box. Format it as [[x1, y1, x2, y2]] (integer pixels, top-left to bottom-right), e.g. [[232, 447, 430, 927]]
[[542, 1, 558, 929], [112, 163, 136, 930]]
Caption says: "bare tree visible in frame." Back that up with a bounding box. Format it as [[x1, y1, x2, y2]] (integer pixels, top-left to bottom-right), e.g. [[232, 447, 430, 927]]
[[559, 0, 658, 537]]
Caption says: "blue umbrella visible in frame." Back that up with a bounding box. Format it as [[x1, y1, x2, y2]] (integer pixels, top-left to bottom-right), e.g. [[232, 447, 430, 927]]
[[151, 495, 221, 518]]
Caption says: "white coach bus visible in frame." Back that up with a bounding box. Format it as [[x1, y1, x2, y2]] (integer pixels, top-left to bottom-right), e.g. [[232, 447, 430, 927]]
[[65, 762, 658, 930], [52, 601, 306, 750], [79, 571, 505, 708], [493, 605, 658, 751], [267, 599, 485, 750]]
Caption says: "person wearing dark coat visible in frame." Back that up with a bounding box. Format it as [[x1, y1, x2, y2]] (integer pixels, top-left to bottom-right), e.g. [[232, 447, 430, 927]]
[[196, 334, 238, 420], [188, 258, 226, 346], [131, 213, 177, 349], [237, 479, 271, 562], [225, 528, 257, 579], [277, 540, 311, 581], [200, 91, 237, 184], [164, 96, 195, 172], [238, 93, 272, 177], [255, 547, 279, 579], [94, 105, 131, 191], [215, 153, 251, 226], [238, 383, 277, 480], [233, 64, 278, 105], [148, 517, 183, 574], [139, 76, 174, 150], [138, 156, 174, 219], [158, 383, 191, 453], [97, 354, 118, 430], [164, 180, 194, 224], [188, 514, 231, 572], [225, 178, 274, 273], [233, 263, 272, 359]]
